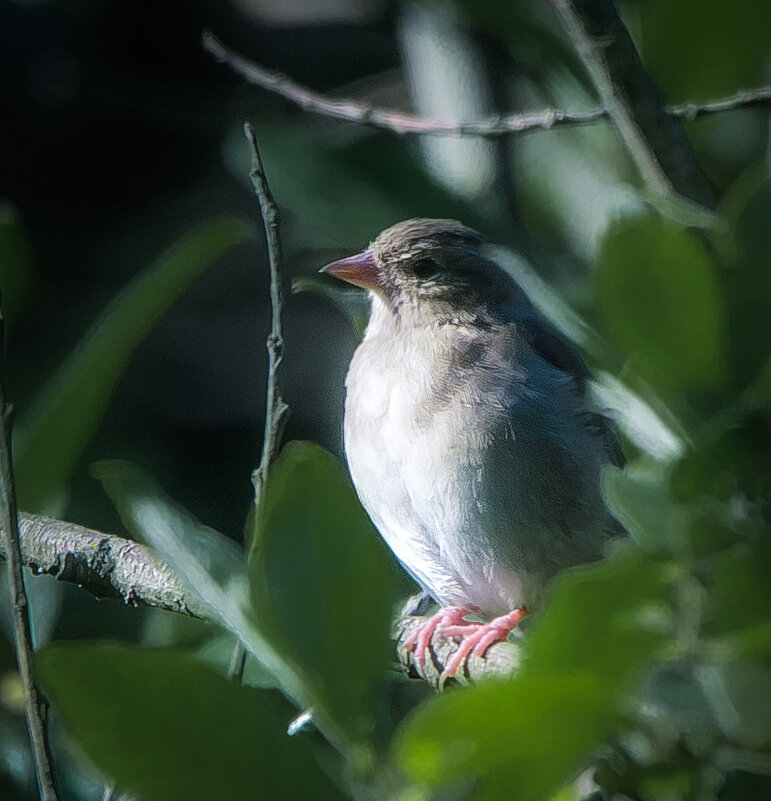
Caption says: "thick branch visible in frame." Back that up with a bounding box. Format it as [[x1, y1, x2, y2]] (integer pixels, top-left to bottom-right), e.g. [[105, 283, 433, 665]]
[[0, 513, 206, 619], [4, 514, 515, 688], [0, 317, 60, 800], [550, 0, 717, 208], [203, 32, 770, 142]]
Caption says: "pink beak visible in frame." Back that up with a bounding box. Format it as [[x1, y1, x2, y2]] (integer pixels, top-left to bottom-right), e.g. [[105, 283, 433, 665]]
[[320, 250, 380, 289]]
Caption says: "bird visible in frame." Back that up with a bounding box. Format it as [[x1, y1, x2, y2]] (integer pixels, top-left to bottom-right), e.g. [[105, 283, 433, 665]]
[[321, 218, 623, 680]]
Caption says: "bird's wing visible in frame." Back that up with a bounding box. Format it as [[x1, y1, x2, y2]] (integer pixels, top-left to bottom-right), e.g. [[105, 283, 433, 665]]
[[517, 311, 625, 468]]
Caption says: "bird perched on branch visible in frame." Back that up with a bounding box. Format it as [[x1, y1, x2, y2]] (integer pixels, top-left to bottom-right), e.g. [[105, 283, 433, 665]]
[[322, 219, 622, 681]]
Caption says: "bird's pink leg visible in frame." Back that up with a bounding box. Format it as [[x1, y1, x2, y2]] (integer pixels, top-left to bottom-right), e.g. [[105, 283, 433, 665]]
[[402, 605, 478, 670], [440, 606, 529, 680]]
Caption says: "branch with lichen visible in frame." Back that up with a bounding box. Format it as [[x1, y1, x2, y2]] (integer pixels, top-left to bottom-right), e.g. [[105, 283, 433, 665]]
[[1, 514, 519, 687], [1, 513, 206, 619], [202, 31, 771, 142]]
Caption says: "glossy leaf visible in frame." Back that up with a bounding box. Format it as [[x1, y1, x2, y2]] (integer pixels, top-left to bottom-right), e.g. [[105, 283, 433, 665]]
[[249, 441, 395, 745], [38, 643, 345, 801], [14, 217, 254, 513], [596, 214, 726, 391]]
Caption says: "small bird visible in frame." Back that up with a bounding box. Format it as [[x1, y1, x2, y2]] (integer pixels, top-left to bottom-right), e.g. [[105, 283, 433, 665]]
[[322, 219, 622, 679]]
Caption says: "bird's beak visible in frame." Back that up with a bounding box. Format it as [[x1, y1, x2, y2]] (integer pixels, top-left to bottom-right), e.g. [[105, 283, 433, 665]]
[[320, 250, 380, 289]]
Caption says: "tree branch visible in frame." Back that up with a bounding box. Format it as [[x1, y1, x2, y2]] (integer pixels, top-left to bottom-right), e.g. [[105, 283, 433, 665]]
[[394, 614, 521, 690], [550, 0, 717, 208], [0, 513, 206, 619], [2, 514, 519, 687], [0, 315, 60, 800], [202, 31, 770, 142]]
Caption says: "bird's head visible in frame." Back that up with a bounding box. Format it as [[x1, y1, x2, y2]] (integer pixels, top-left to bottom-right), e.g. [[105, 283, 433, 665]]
[[320, 218, 520, 326]]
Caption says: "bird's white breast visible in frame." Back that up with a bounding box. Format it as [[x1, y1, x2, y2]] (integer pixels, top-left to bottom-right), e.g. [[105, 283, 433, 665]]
[[343, 296, 526, 613]]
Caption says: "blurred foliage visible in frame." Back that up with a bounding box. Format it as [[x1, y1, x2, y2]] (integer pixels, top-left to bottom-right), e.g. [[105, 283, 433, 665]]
[[1, 0, 770, 800]]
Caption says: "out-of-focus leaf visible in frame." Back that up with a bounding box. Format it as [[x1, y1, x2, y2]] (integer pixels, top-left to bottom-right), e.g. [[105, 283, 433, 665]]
[[640, 0, 771, 98], [670, 407, 771, 504], [14, 217, 254, 513], [398, 671, 613, 800], [92, 460, 345, 750], [38, 643, 345, 801], [250, 441, 394, 746], [703, 546, 771, 658], [396, 552, 669, 799], [225, 124, 498, 248], [92, 459, 248, 621], [604, 466, 687, 554], [523, 551, 668, 683], [0, 203, 35, 330], [490, 245, 609, 361], [596, 213, 726, 391], [0, 569, 63, 649], [720, 178, 771, 390], [590, 371, 686, 462], [698, 662, 771, 748], [292, 275, 369, 340]]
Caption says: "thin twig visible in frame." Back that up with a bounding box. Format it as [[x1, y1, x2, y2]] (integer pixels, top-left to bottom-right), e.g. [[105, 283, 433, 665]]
[[245, 121, 289, 510], [0, 311, 60, 800], [229, 123, 290, 682], [0, 513, 207, 619], [202, 31, 771, 141], [550, 0, 717, 209]]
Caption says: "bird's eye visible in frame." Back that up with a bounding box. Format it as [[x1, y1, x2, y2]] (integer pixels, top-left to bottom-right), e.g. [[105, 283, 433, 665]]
[[412, 257, 439, 280]]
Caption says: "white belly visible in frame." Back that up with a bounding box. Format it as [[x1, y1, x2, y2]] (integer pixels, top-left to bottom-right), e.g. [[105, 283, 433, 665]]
[[343, 328, 527, 614]]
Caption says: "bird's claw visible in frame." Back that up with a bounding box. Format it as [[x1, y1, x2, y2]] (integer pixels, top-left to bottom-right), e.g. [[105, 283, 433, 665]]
[[439, 606, 528, 680], [403, 605, 528, 683], [402, 605, 477, 672]]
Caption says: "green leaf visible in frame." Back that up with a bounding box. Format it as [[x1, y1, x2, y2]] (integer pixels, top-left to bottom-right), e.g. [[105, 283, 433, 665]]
[[523, 551, 669, 688], [92, 459, 248, 621], [249, 442, 395, 745], [396, 552, 669, 799], [14, 217, 254, 513], [397, 671, 614, 799], [38, 643, 345, 801], [292, 275, 370, 340], [603, 465, 688, 554], [92, 459, 355, 755], [225, 123, 500, 249], [596, 213, 726, 391], [91, 460, 305, 700]]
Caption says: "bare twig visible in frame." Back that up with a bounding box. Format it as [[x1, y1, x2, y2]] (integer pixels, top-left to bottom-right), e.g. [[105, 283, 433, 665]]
[[0, 513, 206, 619], [550, 0, 717, 209], [0, 313, 60, 800], [229, 124, 289, 681], [244, 122, 289, 512], [202, 31, 771, 142]]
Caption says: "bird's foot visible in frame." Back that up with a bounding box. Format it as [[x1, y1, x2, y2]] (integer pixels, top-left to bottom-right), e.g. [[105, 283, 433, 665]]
[[402, 605, 478, 672], [440, 606, 529, 681]]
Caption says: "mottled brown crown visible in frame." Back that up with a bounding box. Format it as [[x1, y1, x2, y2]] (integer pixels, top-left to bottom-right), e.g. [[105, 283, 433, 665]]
[[372, 218, 485, 257]]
